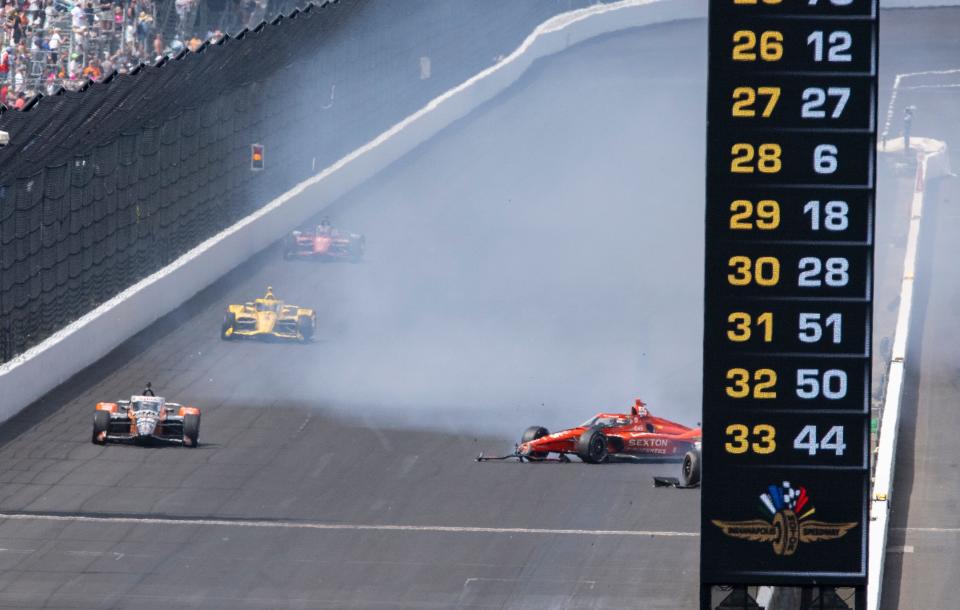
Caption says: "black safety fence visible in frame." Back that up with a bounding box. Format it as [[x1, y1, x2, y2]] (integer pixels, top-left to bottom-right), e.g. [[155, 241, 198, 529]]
[[0, 0, 614, 364]]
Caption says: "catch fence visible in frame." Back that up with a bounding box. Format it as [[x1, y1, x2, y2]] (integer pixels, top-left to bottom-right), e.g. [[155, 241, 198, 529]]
[[0, 0, 612, 364]]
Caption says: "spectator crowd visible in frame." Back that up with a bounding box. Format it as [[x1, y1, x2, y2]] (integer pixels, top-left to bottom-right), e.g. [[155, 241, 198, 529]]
[[1, 0, 270, 110]]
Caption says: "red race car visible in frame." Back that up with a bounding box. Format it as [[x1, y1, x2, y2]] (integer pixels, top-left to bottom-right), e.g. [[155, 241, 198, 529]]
[[478, 399, 702, 485], [283, 218, 365, 262]]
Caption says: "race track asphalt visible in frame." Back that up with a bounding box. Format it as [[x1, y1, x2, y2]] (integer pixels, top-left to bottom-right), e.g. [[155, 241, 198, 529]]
[[0, 9, 953, 609]]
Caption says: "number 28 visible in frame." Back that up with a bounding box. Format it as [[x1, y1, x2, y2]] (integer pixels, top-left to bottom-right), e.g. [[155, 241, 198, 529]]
[[731, 143, 782, 173]]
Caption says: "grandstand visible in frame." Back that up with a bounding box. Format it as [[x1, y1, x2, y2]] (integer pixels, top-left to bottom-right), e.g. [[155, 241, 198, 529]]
[[0, 0, 286, 110]]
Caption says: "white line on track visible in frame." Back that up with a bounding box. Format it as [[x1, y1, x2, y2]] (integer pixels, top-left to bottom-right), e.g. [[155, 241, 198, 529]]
[[892, 527, 960, 533], [0, 512, 698, 537]]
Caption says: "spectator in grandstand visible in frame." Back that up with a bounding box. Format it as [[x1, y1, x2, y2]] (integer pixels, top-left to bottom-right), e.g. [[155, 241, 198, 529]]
[[175, 0, 190, 26], [2, 0, 274, 111], [0, 46, 9, 82], [136, 9, 153, 48], [70, 2, 83, 30], [14, 40, 27, 68], [67, 50, 79, 78], [81, 56, 100, 80], [47, 26, 61, 63], [11, 8, 24, 45], [43, 1, 56, 27], [43, 70, 55, 94]]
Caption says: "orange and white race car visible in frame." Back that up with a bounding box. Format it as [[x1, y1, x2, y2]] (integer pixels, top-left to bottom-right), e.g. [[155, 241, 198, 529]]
[[92, 385, 201, 447], [478, 399, 702, 485]]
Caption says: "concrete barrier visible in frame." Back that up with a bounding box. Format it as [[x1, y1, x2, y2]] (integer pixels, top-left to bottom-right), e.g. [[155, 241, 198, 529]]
[[867, 137, 949, 610]]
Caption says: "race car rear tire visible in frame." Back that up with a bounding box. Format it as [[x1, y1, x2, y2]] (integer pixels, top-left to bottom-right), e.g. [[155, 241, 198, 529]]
[[681, 449, 701, 487], [183, 413, 200, 448], [521, 426, 549, 459], [92, 410, 110, 445], [221, 313, 236, 341], [282, 236, 296, 260], [348, 237, 365, 263], [297, 315, 315, 342], [576, 427, 608, 464]]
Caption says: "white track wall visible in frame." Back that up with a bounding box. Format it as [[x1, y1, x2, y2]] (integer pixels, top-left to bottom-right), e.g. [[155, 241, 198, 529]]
[[867, 139, 950, 610]]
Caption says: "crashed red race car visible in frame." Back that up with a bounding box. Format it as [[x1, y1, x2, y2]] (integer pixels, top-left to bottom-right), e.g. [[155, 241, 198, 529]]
[[282, 219, 365, 262], [478, 399, 702, 486]]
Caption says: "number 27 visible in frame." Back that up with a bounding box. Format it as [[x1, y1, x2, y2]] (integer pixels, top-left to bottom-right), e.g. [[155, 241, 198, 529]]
[[732, 86, 781, 118]]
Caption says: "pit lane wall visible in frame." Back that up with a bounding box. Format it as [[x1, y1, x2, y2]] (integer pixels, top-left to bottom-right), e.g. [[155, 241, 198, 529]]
[[867, 139, 951, 610]]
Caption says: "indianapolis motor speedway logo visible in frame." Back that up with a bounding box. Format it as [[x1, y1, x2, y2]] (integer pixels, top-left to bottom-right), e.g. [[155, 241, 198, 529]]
[[711, 481, 858, 556]]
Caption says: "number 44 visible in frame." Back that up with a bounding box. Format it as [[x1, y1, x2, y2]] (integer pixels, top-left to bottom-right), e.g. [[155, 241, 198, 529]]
[[794, 425, 846, 456]]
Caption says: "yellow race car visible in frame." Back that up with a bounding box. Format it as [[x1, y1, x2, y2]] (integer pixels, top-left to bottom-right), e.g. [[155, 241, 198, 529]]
[[221, 287, 316, 342]]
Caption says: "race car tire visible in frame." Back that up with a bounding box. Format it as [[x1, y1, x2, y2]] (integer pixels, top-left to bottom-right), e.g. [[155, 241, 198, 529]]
[[520, 426, 549, 459], [92, 410, 110, 445], [681, 449, 701, 487], [282, 236, 296, 260], [297, 315, 315, 342], [348, 236, 365, 263], [183, 413, 201, 448], [576, 427, 608, 464], [221, 313, 236, 341]]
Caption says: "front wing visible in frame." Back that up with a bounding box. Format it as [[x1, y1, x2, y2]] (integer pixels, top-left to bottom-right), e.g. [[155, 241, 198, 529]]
[[100, 418, 187, 445], [228, 327, 302, 340]]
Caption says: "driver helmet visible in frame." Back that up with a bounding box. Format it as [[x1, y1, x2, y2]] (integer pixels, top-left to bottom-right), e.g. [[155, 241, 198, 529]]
[[632, 398, 648, 418]]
